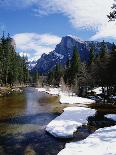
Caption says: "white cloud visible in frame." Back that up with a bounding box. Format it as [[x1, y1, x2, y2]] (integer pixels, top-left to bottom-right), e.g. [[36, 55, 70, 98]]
[[13, 33, 61, 61], [35, 0, 116, 40], [90, 22, 116, 40], [2, 0, 116, 40]]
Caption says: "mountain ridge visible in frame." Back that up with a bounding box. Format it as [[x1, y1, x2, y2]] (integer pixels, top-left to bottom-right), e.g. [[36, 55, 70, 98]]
[[32, 35, 113, 73]]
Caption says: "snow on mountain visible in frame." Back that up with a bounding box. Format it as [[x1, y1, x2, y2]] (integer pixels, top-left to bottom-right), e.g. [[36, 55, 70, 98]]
[[54, 52, 64, 59], [27, 61, 37, 70], [32, 35, 113, 73]]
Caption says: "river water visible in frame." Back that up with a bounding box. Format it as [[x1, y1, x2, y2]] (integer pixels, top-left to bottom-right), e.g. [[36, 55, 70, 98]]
[[0, 88, 67, 155], [0, 88, 116, 155]]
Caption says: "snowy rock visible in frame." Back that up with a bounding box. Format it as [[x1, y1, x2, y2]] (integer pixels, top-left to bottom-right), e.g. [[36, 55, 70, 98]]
[[105, 114, 116, 121], [88, 87, 102, 95], [58, 125, 116, 155], [46, 107, 96, 138]]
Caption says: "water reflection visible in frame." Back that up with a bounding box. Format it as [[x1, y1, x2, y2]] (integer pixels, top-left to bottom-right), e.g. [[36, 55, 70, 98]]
[[0, 88, 66, 155], [0, 88, 116, 155]]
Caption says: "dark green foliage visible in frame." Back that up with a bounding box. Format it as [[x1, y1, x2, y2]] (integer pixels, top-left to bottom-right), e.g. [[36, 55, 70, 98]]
[[90, 42, 110, 87], [71, 47, 80, 74], [47, 64, 63, 86], [89, 45, 95, 65], [70, 47, 80, 84], [46, 41, 116, 97], [108, 43, 116, 85], [32, 70, 39, 84], [0, 34, 29, 86]]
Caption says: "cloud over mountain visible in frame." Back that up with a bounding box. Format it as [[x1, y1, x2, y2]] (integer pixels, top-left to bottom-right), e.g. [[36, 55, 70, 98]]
[[13, 33, 61, 61]]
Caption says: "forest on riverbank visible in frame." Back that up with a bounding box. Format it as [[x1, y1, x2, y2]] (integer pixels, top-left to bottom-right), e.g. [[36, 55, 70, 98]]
[[0, 34, 29, 86], [0, 33, 116, 103], [47, 41, 116, 98]]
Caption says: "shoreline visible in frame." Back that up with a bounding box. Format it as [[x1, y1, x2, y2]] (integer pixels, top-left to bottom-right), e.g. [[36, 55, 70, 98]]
[[0, 86, 24, 97]]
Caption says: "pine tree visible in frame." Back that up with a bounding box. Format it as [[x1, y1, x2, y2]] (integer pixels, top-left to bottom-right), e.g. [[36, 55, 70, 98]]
[[70, 47, 80, 84], [92, 41, 110, 88], [0, 33, 29, 86], [89, 45, 95, 65], [108, 43, 116, 86], [54, 64, 63, 86]]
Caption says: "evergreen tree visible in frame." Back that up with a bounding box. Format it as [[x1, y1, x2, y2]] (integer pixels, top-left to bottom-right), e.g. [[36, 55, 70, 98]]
[[54, 64, 63, 86], [89, 45, 95, 65], [64, 58, 71, 84], [70, 47, 80, 84], [92, 41, 110, 88], [0, 33, 29, 86], [108, 43, 116, 86]]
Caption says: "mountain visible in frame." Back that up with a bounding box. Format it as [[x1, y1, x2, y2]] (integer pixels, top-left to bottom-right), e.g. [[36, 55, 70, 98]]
[[27, 61, 37, 70], [32, 35, 113, 73]]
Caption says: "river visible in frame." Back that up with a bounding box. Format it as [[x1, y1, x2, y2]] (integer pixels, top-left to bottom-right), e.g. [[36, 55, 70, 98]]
[[0, 88, 115, 155], [0, 88, 67, 155]]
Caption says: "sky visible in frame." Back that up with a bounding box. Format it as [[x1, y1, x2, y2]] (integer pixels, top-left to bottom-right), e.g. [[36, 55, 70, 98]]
[[0, 0, 116, 61]]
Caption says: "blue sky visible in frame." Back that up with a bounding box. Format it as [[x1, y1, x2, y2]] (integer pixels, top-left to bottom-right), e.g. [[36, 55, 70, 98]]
[[0, 0, 116, 60]]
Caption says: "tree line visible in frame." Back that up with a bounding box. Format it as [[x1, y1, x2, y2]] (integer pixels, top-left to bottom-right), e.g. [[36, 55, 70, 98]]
[[47, 41, 116, 97], [0, 34, 29, 86]]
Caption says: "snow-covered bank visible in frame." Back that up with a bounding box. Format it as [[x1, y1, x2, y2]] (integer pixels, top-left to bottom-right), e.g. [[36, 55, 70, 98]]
[[58, 125, 116, 155], [35, 88, 46, 92], [105, 114, 116, 121], [45, 88, 61, 96], [60, 94, 95, 104], [46, 107, 96, 138], [36, 87, 95, 104]]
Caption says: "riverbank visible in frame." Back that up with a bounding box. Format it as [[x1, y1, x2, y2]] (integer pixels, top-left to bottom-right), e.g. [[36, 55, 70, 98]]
[[0, 87, 68, 155], [0, 87, 116, 155], [36, 87, 116, 155], [0, 86, 23, 97], [36, 87, 95, 105], [58, 125, 116, 155]]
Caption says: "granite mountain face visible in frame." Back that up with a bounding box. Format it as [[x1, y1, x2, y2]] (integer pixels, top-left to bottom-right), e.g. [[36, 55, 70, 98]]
[[32, 35, 113, 73]]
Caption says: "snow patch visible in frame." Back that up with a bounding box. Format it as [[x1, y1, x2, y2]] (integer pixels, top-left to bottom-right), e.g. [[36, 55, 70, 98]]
[[36, 87, 95, 104], [60, 94, 95, 104], [45, 88, 61, 96], [46, 107, 96, 138], [88, 87, 102, 95], [58, 125, 116, 155], [54, 52, 64, 59], [35, 88, 46, 92], [67, 35, 85, 44]]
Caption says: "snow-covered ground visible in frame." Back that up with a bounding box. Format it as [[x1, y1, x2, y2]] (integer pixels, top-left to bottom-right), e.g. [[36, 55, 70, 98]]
[[105, 114, 116, 121], [60, 94, 95, 104], [45, 88, 61, 96], [35, 88, 46, 92], [36, 87, 95, 104], [46, 107, 96, 138], [58, 125, 116, 155]]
